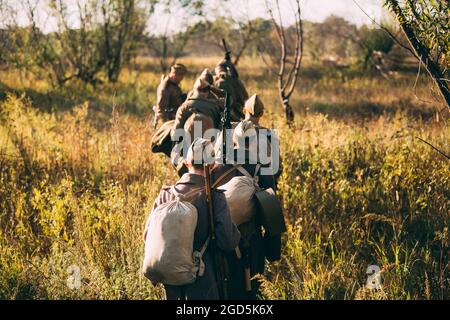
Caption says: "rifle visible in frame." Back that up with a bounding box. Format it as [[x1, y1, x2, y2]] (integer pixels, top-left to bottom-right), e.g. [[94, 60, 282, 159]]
[[204, 164, 228, 299], [222, 38, 231, 62], [221, 38, 239, 79], [221, 91, 231, 165]]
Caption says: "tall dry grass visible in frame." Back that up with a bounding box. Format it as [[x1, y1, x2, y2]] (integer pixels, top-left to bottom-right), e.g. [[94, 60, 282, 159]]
[[0, 57, 448, 299]]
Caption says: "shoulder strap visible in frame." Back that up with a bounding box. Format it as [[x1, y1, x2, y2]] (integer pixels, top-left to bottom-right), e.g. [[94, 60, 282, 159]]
[[254, 163, 262, 178], [193, 236, 210, 278], [235, 165, 253, 179], [212, 166, 238, 188], [199, 236, 210, 256], [236, 164, 261, 188], [170, 186, 204, 200]]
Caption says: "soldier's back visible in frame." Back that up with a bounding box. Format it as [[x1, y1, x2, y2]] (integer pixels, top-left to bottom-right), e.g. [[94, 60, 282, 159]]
[[156, 76, 184, 122]]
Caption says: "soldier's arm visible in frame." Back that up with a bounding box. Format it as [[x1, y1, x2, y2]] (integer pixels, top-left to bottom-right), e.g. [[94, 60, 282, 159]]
[[156, 82, 170, 113], [213, 191, 241, 251]]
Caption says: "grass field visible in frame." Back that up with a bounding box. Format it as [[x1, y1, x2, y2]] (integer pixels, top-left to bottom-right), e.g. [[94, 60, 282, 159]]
[[0, 57, 448, 299]]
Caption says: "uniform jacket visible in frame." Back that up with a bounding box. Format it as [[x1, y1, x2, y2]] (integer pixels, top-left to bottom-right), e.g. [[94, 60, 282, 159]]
[[150, 173, 240, 300], [214, 73, 244, 122], [171, 93, 224, 140], [156, 76, 184, 122]]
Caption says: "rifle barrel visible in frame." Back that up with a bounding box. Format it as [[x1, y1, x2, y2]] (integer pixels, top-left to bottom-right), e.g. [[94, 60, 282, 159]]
[[204, 164, 216, 240]]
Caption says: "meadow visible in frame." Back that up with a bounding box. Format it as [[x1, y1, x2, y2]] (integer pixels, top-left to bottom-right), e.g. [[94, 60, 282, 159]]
[[0, 56, 448, 299]]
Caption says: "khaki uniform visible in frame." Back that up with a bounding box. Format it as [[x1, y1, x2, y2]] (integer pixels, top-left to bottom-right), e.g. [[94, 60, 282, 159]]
[[215, 59, 249, 112], [241, 95, 283, 182], [170, 93, 224, 177], [152, 173, 240, 300], [172, 93, 224, 139], [255, 124, 283, 183], [155, 76, 185, 123], [214, 73, 246, 122]]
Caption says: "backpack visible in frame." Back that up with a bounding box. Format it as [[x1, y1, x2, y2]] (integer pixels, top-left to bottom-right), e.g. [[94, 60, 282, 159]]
[[151, 120, 174, 157], [142, 186, 209, 286], [213, 165, 260, 226]]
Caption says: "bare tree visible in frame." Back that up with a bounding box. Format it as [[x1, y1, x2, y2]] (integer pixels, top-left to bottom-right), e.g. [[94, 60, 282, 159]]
[[384, 0, 450, 111], [259, 0, 304, 125], [149, 22, 196, 73], [17, 0, 151, 86], [208, 16, 253, 66], [147, 0, 205, 73]]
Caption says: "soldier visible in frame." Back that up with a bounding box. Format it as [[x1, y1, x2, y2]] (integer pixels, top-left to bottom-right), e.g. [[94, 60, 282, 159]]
[[214, 61, 249, 122], [171, 69, 225, 176], [154, 63, 188, 127], [242, 94, 282, 184], [211, 120, 282, 300], [214, 63, 242, 122], [145, 138, 240, 300], [172, 69, 224, 137]]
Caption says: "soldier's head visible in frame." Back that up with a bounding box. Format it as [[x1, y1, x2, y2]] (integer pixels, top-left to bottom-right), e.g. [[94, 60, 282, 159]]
[[214, 63, 228, 77], [185, 138, 215, 173], [193, 69, 214, 97], [169, 64, 187, 84], [243, 94, 265, 123]]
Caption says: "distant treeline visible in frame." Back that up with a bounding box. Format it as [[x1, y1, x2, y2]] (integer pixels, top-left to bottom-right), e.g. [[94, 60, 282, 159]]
[[0, 14, 408, 79], [0, 0, 447, 98]]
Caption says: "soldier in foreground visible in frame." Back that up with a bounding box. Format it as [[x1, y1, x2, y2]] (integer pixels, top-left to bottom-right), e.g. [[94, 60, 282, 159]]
[[153, 63, 188, 128], [143, 138, 240, 300]]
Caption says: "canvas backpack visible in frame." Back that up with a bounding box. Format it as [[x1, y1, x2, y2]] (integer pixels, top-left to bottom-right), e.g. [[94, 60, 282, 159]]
[[142, 186, 209, 286], [213, 164, 261, 226]]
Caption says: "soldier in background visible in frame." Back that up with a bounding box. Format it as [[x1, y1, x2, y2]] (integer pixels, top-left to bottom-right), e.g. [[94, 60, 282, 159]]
[[171, 69, 224, 177], [153, 64, 188, 128], [214, 63, 242, 122], [172, 69, 224, 138], [214, 60, 249, 122]]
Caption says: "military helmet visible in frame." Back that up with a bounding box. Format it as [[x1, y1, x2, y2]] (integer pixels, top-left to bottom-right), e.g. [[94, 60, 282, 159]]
[[244, 94, 265, 117]]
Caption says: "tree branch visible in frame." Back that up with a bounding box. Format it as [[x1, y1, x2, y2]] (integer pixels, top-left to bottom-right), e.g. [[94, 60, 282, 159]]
[[416, 136, 450, 160]]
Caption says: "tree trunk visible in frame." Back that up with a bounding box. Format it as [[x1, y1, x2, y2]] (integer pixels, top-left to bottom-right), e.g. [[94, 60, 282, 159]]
[[282, 100, 295, 125], [388, 0, 450, 110]]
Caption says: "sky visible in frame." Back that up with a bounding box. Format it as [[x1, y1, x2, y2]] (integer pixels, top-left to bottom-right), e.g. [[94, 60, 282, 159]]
[[2, 0, 390, 35], [148, 0, 389, 35]]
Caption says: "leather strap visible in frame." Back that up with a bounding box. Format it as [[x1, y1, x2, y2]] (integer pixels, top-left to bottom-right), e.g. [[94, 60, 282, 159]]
[[199, 237, 210, 256], [212, 166, 238, 188]]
